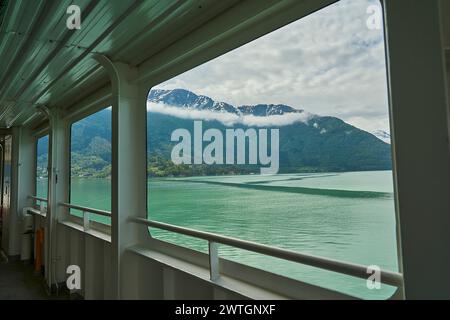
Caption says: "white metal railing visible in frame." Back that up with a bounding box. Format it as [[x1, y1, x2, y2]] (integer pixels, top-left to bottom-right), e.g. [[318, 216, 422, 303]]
[[130, 217, 404, 288], [30, 195, 48, 203], [59, 202, 111, 232], [47, 200, 404, 290], [29, 195, 48, 213]]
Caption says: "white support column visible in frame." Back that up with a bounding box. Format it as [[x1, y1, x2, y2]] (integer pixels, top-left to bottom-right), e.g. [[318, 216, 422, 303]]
[[7, 127, 34, 258], [384, 0, 450, 299], [94, 55, 148, 299], [47, 108, 70, 289], [17, 127, 35, 213], [16, 127, 36, 262]]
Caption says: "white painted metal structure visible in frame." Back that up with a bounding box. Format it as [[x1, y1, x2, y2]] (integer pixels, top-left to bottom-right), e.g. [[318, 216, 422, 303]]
[[0, 0, 449, 299]]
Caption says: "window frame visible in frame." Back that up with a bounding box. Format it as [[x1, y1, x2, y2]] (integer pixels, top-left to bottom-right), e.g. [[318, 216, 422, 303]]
[[65, 105, 113, 230], [34, 131, 50, 205], [143, 0, 401, 299]]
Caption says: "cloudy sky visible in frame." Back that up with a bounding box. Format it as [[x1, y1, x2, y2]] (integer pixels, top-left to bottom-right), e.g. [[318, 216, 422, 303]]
[[155, 0, 390, 133]]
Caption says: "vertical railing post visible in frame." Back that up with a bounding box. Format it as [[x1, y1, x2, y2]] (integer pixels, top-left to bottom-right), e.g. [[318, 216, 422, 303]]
[[208, 241, 220, 281], [83, 211, 89, 232]]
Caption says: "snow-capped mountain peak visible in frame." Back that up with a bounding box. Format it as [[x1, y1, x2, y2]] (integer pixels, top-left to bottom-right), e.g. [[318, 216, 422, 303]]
[[372, 130, 391, 144], [148, 88, 303, 117]]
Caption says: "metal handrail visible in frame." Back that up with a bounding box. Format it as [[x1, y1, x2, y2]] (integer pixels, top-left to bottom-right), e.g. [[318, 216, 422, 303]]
[[29, 195, 48, 214], [27, 206, 47, 217], [59, 202, 111, 217], [130, 217, 403, 287], [50, 201, 404, 288], [29, 195, 48, 202]]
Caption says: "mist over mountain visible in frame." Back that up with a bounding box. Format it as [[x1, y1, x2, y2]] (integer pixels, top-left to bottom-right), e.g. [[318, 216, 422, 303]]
[[37, 88, 392, 177]]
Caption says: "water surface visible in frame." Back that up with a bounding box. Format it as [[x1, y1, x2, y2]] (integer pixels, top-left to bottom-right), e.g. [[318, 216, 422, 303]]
[[37, 170, 399, 299]]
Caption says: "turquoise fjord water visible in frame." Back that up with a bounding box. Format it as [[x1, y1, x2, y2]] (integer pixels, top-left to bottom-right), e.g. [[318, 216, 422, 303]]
[[37, 170, 399, 299]]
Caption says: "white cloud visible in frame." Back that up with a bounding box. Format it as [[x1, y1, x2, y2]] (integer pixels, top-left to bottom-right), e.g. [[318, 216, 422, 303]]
[[155, 0, 390, 133], [147, 102, 313, 127]]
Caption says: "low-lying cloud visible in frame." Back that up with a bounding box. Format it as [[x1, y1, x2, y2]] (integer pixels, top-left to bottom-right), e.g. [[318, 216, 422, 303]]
[[147, 102, 314, 127]]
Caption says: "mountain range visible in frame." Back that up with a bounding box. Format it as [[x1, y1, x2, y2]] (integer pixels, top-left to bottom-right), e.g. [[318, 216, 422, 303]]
[[37, 88, 392, 177], [148, 88, 305, 117]]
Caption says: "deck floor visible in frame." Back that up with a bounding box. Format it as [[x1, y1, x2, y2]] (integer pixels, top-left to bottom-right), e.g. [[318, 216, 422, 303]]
[[0, 254, 68, 300]]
